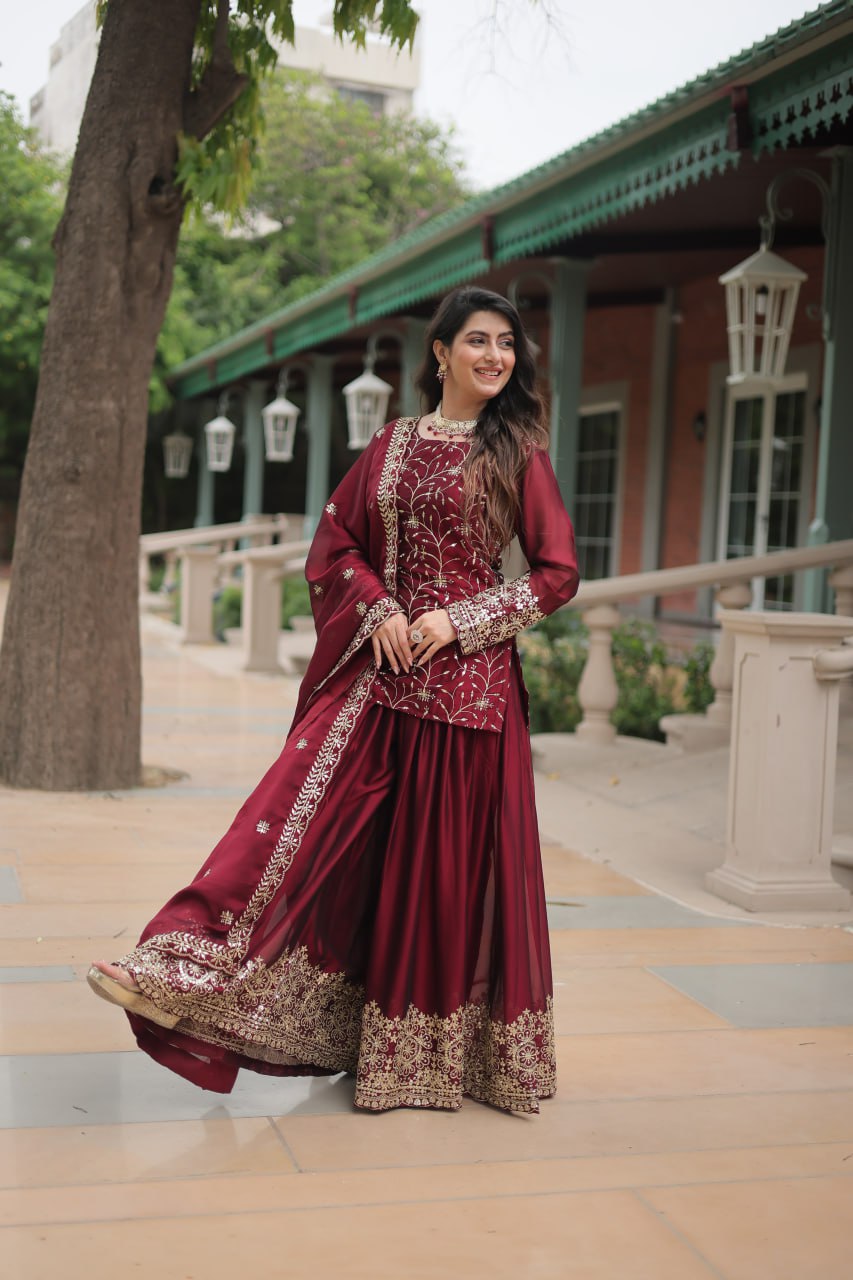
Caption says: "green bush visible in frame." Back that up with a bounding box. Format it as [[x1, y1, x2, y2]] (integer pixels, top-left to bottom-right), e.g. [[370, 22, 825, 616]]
[[519, 612, 716, 742], [213, 584, 243, 637], [204, 577, 313, 641], [683, 641, 715, 713], [280, 577, 312, 629]]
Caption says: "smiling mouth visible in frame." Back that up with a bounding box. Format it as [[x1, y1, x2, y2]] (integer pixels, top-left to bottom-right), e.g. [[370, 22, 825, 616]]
[[475, 368, 502, 378]]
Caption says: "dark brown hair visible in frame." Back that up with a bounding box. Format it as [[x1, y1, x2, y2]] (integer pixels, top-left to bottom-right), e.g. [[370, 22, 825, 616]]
[[415, 286, 548, 550]]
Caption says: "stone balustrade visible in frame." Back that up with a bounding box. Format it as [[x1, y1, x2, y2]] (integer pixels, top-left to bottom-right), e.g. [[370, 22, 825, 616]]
[[569, 538, 853, 749], [138, 514, 299, 601], [706, 610, 853, 912]]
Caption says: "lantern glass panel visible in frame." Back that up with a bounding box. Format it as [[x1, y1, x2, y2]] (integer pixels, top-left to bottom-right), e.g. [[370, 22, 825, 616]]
[[162, 433, 194, 479], [719, 247, 806, 385], [204, 415, 236, 472], [343, 368, 393, 449], [262, 394, 299, 462]]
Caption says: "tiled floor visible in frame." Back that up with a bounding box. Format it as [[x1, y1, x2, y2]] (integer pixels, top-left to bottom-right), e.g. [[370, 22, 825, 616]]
[[1, 611, 853, 1278]]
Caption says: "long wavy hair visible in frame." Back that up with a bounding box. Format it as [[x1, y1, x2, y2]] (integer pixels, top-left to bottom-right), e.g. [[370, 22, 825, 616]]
[[415, 286, 548, 551]]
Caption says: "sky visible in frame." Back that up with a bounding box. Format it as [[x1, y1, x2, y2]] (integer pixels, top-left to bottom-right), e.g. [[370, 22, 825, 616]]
[[1, 0, 822, 189]]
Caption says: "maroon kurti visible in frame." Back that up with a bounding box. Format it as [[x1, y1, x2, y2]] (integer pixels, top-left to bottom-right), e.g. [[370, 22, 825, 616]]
[[120, 417, 579, 1113]]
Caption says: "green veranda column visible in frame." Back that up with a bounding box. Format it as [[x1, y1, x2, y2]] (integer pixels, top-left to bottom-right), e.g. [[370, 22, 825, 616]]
[[194, 397, 216, 527], [241, 379, 268, 529], [401, 318, 428, 416], [805, 150, 853, 612], [303, 355, 334, 539], [548, 259, 589, 515]]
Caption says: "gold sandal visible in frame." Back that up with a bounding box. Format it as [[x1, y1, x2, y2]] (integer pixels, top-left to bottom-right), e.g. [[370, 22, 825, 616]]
[[86, 966, 181, 1030]]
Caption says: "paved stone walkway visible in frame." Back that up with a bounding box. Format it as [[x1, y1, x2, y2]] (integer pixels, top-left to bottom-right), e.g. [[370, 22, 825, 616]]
[[2, 604, 853, 1278]]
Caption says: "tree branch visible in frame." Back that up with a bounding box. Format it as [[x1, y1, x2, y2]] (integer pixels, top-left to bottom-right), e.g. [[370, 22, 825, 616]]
[[183, 0, 249, 141]]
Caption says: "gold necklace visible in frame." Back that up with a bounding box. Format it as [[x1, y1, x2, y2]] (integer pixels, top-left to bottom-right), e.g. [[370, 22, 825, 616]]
[[427, 402, 478, 438]]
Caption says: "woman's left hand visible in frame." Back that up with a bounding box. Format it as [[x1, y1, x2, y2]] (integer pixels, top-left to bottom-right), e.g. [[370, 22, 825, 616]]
[[408, 610, 458, 665]]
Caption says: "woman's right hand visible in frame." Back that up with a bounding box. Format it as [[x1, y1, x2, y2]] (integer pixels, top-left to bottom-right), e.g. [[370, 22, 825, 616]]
[[371, 613, 413, 674]]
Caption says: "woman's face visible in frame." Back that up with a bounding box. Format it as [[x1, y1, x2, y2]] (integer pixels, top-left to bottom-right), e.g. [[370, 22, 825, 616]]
[[434, 309, 517, 409]]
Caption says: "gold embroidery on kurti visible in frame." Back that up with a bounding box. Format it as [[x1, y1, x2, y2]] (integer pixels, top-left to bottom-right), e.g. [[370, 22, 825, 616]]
[[447, 572, 545, 655]]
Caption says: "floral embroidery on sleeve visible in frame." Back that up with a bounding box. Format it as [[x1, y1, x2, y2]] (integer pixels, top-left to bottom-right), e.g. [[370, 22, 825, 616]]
[[447, 573, 545, 655]]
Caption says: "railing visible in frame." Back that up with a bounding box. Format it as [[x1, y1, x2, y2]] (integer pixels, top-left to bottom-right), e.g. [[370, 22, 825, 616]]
[[140, 523, 853, 723], [570, 539, 853, 745], [138, 516, 312, 673], [139, 515, 301, 600]]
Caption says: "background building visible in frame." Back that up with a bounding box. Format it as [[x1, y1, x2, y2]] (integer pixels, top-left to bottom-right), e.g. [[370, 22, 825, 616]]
[[162, 4, 853, 625], [29, 1, 420, 154]]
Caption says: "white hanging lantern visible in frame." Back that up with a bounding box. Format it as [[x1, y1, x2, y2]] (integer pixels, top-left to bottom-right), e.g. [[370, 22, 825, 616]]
[[162, 431, 194, 479], [719, 246, 807, 385], [261, 381, 300, 462], [343, 366, 393, 450], [204, 412, 236, 472]]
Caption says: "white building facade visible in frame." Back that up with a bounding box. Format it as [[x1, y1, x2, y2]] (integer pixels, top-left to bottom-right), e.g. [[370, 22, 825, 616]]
[[29, 3, 420, 155]]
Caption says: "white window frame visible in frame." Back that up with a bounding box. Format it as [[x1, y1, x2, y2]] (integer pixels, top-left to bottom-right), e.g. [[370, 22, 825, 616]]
[[575, 394, 627, 581], [717, 371, 816, 609]]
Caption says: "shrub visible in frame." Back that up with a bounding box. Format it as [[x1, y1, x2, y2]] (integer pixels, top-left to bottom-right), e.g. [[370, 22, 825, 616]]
[[200, 576, 313, 641], [683, 641, 715, 713], [281, 576, 312, 629], [213, 583, 243, 637], [519, 612, 715, 742]]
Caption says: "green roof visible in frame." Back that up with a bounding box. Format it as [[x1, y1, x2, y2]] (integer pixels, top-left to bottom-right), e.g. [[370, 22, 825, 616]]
[[171, 0, 853, 398]]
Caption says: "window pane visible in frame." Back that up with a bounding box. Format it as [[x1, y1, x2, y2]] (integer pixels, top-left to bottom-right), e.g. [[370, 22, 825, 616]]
[[575, 409, 620, 580]]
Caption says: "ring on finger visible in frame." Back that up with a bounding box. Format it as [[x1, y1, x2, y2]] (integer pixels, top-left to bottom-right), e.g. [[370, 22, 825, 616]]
[[410, 628, 425, 644]]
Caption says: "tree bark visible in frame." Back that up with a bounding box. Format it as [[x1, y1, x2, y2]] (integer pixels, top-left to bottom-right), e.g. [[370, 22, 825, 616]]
[[0, 0, 204, 789]]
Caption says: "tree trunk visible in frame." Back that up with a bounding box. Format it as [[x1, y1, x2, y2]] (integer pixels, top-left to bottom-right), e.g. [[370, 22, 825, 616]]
[[0, 0, 202, 789]]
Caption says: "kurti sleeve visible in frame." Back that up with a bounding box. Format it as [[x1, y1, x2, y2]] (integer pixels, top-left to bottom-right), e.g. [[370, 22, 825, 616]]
[[447, 448, 579, 655]]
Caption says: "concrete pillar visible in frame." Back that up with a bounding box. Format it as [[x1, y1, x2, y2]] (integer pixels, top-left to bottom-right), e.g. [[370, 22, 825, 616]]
[[303, 355, 334, 540], [548, 259, 589, 515], [242, 555, 283, 673], [805, 151, 853, 610], [180, 547, 219, 645], [194, 398, 216, 528], [241, 379, 268, 528], [706, 609, 853, 912], [400, 318, 428, 416]]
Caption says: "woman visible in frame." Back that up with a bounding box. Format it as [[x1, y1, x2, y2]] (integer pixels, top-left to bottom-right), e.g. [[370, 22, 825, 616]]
[[88, 286, 579, 1114]]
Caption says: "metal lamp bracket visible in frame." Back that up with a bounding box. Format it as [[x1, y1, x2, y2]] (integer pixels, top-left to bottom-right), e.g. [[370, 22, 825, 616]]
[[363, 330, 402, 372], [758, 167, 831, 251]]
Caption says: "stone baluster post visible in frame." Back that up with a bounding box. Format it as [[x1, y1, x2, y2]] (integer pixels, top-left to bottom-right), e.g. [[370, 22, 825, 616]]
[[162, 549, 178, 595], [139, 550, 151, 597], [829, 564, 853, 618], [705, 579, 752, 729], [223, 538, 241, 585], [830, 564, 853, 707], [180, 547, 218, 645], [242, 552, 284, 673], [576, 604, 620, 744]]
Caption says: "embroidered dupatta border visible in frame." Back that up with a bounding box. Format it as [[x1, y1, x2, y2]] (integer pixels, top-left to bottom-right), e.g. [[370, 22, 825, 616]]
[[122, 661, 377, 980], [377, 416, 418, 594], [123, 420, 418, 983]]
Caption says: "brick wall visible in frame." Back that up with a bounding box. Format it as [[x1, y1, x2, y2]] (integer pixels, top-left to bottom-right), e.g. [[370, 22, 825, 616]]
[[577, 247, 826, 616], [582, 305, 656, 577]]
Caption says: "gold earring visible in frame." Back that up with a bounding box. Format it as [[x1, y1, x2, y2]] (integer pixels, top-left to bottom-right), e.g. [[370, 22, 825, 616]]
[[437, 362, 447, 383]]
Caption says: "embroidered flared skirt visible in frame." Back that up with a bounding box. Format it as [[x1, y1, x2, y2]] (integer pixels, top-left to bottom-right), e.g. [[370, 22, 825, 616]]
[[120, 663, 555, 1113]]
